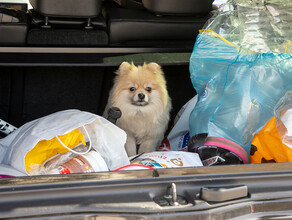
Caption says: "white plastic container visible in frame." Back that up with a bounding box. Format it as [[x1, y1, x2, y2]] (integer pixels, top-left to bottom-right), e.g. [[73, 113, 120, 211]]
[[47, 151, 108, 174]]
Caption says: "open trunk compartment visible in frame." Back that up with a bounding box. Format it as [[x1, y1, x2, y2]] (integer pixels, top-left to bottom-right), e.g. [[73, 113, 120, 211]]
[[1, 0, 292, 218]]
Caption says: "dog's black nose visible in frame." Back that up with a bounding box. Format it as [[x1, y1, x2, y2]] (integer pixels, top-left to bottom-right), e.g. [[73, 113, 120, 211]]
[[138, 93, 145, 100]]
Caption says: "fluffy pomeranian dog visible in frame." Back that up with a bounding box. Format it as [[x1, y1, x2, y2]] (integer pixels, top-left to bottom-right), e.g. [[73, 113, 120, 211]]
[[103, 62, 172, 156]]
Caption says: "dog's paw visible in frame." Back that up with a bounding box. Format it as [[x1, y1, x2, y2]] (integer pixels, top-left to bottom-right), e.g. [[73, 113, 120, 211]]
[[125, 136, 137, 157], [138, 139, 157, 154]]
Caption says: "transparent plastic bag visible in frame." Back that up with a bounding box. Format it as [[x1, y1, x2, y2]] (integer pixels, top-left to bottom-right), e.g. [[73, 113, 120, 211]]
[[189, 0, 292, 164], [204, 0, 292, 54], [250, 92, 292, 163], [275, 91, 292, 148], [158, 96, 198, 151]]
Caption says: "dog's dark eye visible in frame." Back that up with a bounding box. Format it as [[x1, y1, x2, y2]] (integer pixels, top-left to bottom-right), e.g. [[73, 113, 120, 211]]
[[145, 87, 152, 92], [129, 87, 136, 92]]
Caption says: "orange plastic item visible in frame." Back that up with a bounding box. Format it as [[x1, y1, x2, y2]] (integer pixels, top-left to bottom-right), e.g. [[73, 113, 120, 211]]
[[251, 116, 292, 163]]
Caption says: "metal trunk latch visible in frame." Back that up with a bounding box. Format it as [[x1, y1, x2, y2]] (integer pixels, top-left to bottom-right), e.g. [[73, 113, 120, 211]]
[[154, 183, 188, 207]]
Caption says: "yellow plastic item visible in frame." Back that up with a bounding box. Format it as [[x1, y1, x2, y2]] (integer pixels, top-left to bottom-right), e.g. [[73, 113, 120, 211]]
[[251, 116, 292, 163], [199, 29, 237, 48], [25, 129, 86, 172]]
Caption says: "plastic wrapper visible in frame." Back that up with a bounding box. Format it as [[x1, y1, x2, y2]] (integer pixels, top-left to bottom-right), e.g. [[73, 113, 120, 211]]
[[33, 145, 108, 175], [189, 0, 292, 164], [205, 0, 292, 53], [38, 145, 87, 174], [25, 128, 86, 174], [275, 91, 292, 148], [115, 151, 203, 170], [130, 151, 202, 168], [250, 116, 292, 163], [41, 150, 108, 175], [251, 92, 292, 163], [158, 96, 198, 151]]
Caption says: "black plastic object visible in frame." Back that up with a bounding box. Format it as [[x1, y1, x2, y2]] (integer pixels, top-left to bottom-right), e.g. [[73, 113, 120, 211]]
[[187, 133, 208, 151], [0, 119, 17, 137], [0, 8, 28, 45], [29, 0, 102, 18], [107, 107, 122, 124], [142, 0, 214, 16], [194, 145, 243, 165], [188, 134, 243, 165]]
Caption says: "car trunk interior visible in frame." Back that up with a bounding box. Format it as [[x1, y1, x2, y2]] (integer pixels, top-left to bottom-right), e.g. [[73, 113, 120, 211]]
[[2, 1, 292, 219], [1, 64, 195, 129], [1, 0, 292, 172]]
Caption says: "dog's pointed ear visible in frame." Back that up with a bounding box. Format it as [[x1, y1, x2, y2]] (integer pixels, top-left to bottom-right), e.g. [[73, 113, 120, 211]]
[[147, 62, 162, 74], [116, 62, 132, 76]]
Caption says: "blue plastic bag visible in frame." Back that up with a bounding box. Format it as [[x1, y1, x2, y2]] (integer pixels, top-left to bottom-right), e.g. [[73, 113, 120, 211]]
[[189, 0, 292, 164]]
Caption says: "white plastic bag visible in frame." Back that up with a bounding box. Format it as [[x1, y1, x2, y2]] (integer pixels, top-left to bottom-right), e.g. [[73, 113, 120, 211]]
[[0, 109, 129, 175], [0, 164, 26, 177], [158, 96, 198, 151], [275, 91, 292, 149]]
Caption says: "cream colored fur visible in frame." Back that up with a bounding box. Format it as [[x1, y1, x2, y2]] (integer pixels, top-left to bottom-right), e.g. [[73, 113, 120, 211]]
[[103, 62, 172, 156]]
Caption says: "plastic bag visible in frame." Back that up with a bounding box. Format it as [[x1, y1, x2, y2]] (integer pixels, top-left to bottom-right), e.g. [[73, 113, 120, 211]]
[[0, 164, 26, 177], [189, 0, 292, 164], [274, 91, 292, 148], [158, 96, 198, 151], [25, 128, 86, 174], [250, 116, 292, 163], [204, 0, 292, 54], [0, 110, 129, 175], [251, 91, 292, 163]]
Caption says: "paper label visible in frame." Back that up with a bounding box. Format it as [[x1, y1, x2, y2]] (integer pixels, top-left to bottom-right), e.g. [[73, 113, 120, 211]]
[[57, 155, 94, 174], [131, 151, 203, 169]]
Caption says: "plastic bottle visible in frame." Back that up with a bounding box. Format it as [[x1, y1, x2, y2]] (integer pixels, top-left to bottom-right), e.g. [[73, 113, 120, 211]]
[[46, 151, 108, 174]]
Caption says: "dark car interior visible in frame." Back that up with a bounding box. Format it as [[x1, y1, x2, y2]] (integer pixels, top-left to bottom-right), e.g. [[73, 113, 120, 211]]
[[1, 0, 214, 47], [0, 0, 215, 128]]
